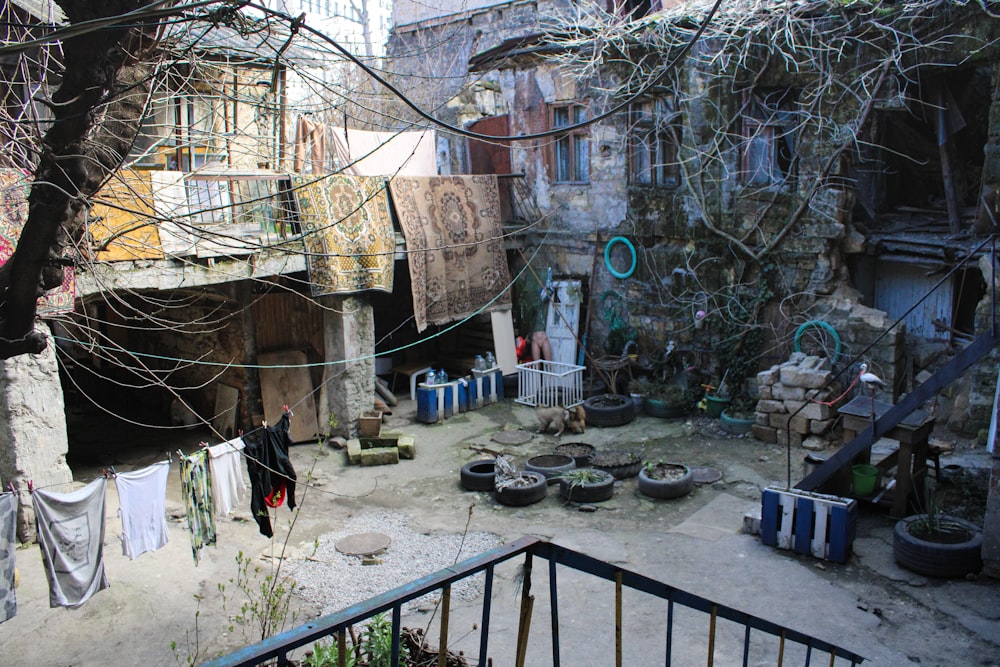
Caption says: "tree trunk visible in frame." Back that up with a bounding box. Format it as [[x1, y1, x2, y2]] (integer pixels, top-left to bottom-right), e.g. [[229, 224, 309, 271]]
[[0, 1, 161, 359]]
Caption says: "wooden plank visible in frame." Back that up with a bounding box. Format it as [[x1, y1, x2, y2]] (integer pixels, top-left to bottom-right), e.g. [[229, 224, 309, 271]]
[[258, 350, 320, 443], [491, 309, 517, 375]]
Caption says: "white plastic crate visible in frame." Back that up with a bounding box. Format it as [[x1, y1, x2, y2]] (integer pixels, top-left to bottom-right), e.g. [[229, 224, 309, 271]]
[[516, 360, 584, 409]]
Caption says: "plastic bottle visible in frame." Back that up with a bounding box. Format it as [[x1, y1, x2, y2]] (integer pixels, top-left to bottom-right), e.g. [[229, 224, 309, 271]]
[[425, 369, 437, 385], [485, 351, 496, 368], [474, 354, 486, 372], [438, 369, 448, 383]]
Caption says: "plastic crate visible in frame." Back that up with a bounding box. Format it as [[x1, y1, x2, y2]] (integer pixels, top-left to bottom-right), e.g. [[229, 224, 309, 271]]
[[516, 360, 584, 409]]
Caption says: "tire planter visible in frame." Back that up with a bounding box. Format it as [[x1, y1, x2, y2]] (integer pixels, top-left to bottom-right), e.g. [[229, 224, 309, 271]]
[[558, 469, 615, 503], [720, 409, 755, 435], [638, 464, 694, 499], [704, 394, 731, 418], [460, 460, 496, 492], [495, 472, 548, 507], [525, 454, 576, 483], [645, 397, 686, 419], [893, 514, 983, 578], [590, 451, 643, 479], [583, 394, 635, 427], [554, 442, 596, 467]]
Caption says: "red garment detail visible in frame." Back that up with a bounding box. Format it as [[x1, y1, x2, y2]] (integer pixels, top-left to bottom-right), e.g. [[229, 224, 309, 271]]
[[265, 483, 286, 508]]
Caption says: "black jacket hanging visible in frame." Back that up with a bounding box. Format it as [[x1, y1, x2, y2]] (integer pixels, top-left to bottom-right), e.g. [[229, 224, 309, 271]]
[[242, 414, 297, 538]]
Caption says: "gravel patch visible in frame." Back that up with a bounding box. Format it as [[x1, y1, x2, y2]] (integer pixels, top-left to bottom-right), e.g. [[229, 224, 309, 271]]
[[291, 510, 503, 616]]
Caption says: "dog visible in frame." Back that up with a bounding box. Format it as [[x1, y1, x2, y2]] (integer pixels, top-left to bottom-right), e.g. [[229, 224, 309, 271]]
[[536, 404, 586, 436]]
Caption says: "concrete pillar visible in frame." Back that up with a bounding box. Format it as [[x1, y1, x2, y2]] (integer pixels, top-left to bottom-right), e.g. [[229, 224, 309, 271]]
[[0, 325, 73, 542], [319, 294, 374, 439]]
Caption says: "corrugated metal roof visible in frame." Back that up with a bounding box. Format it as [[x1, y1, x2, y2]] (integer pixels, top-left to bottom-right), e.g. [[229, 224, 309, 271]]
[[9, 0, 66, 24]]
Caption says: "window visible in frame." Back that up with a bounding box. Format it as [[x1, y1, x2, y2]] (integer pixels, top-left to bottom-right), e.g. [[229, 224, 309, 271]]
[[629, 98, 679, 187], [550, 103, 589, 183], [742, 89, 798, 186]]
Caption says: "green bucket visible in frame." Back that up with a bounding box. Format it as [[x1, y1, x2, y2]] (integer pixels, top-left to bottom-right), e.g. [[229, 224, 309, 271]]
[[704, 394, 731, 418], [852, 464, 878, 496]]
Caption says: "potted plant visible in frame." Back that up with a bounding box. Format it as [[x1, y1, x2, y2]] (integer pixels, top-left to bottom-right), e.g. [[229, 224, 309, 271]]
[[637, 461, 694, 499], [720, 395, 756, 435], [893, 495, 983, 577], [557, 468, 615, 502], [645, 382, 694, 419]]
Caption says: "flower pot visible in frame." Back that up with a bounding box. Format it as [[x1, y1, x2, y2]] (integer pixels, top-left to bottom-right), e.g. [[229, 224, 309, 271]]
[[893, 514, 983, 577], [637, 463, 694, 499], [644, 397, 685, 419], [558, 468, 615, 503], [359, 410, 383, 437], [704, 394, 731, 418], [720, 408, 754, 435]]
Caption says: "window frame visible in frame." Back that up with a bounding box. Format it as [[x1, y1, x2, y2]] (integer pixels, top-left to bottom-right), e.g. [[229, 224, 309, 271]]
[[549, 102, 590, 185], [741, 88, 799, 187], [628, 97, 680, 188]]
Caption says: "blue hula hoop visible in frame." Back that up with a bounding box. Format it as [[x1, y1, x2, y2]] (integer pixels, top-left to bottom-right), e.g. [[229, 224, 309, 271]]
[[605, 236, 637, 279], [793, 320, 842, 365]]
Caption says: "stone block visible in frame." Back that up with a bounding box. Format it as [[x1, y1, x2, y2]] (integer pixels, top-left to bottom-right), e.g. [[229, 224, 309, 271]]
[[776, 429, 802, 447], [810, 418, 835, 435], [360, 446, 400, 466], [802, 436, 829, 451], [758, 385, 772, 399], [769, 413, 789, 429], [756, 412, 769, 426], [756, 399, 785, 414], [360, 433, 401, 450], [397, 435, 416, 460], [799, 401, 832, 421], [757, 368, 779, 386], [780, 364, 831, 389], [743, 508, 761, 535], [790, 415, 810, 435], [752, 424, 778, 443], [347, 438, 362, 465], [771, 384, 806, 401]]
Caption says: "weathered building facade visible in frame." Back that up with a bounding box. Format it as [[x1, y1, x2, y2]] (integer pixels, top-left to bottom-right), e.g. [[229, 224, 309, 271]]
[[389, 0, 1000, 435]]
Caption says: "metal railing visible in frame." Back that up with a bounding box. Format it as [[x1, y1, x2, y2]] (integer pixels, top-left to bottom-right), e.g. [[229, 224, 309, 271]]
[[203, 536, 864, 667]]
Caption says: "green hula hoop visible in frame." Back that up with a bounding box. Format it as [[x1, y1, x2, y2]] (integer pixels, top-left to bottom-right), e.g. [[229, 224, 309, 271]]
[[793, 320, 841, 365], [605, 236, 637, 279]]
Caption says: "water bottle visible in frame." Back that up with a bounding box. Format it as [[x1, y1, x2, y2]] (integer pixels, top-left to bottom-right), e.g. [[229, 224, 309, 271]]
[[426, 369, 437, 385], [474, 354, 486, 372], [438, 369, 448, 383], [485, 351, 496, 368]]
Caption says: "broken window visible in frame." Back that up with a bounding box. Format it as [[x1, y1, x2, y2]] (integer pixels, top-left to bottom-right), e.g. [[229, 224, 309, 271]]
[[608, 0, 663, 21], [550, 103, 589, 184], [629, 98, 679, 187], [742, 89, 798, 186]]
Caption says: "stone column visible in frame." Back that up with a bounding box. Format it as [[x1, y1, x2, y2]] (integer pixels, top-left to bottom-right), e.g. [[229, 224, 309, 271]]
[[0, 325, 73, 542], [319, 294, 374, 439]]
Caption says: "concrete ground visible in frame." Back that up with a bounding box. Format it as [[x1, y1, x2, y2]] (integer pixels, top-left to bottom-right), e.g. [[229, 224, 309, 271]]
[[1, 397, 998, 666]]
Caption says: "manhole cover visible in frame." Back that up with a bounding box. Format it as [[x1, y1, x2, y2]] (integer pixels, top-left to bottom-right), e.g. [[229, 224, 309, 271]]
[[691, 467, 722, 485], [335, 532, 391, 556], [492, 430, 533, 445]]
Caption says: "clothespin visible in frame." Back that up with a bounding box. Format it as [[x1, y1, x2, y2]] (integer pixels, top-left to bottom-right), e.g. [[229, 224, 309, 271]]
[[283, 403, 294, 417], [238, 428, 244, 437], [199, 441, 210, 449], [165, 451, 173, 464], [27, 480, 33, 494], [7, 482, 14, 494], [102, 467, 117, 479], [262, 419, 268, 428]]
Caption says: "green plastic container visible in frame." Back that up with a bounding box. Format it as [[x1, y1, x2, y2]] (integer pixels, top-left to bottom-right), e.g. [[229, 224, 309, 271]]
[[704, 394, 731, 418], [852, 464, 878, 496]]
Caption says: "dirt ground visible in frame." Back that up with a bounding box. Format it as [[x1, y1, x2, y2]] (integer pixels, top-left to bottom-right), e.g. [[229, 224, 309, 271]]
[[1, 398, 998, 666]]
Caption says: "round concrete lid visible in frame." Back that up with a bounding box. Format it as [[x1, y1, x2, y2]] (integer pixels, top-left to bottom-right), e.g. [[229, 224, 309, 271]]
[[335, 532, 391, 556], [492, 430, 533, 445], [691, 467, 722, 485]]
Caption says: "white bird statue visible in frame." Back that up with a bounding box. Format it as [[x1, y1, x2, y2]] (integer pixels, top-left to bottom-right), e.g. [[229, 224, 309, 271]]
[[859, 363, 886, 395]]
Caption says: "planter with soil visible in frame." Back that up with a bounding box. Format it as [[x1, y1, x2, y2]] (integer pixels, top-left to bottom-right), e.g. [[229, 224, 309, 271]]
[[554, 442, 596, 467], [590, 450, 643, 479], [494, 471, 548, 506], [558, 468, 615, 503], [720, 408, 755, 435], [638, 462, 694, 499], [644, 397, 686, 419], [893, 514, 983, 577], [583, 393, 635, 427], [525, 454, 576, 483]]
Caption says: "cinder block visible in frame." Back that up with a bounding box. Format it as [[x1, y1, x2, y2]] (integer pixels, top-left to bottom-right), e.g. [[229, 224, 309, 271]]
[[360, 446, 399, 466], [743, 508, 762, 535], [397, 435, 415, 460], [347, 438, 362, 465]]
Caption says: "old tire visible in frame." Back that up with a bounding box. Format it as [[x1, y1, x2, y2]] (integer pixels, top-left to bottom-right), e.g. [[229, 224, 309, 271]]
[[583, 394, 635, 427], [495, 472, 547, 506], [637, 465, 694, 499], [460, 460, 496, 492], [559, 469, 615, 503], [893, 514, 983, 577], [525, 454, 576, 483]]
